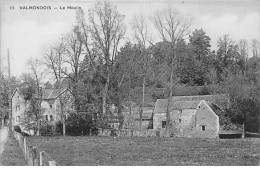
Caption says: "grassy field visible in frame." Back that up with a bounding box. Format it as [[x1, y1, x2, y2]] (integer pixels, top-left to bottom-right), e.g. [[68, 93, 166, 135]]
[[28, 136, 260, 166], [0, 131, 26, 166]]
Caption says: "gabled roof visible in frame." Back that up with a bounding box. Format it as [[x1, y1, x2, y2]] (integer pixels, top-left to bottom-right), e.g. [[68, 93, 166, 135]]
[[154, 94, 229, 114], [154, 99, 168, 114], [172, 100, 201, 110], [41, 88, 71, 100], [11, 87, 23, 99], [11, 87, 72, 100]]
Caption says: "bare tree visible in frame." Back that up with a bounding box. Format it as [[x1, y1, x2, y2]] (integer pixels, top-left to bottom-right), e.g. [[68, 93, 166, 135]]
[[76, 9, 98, 70], [131, 14, 150, 131], [251, 39, 259, 58], [217, 34, 234, 56], [150, 7, 192, 137], [88, 1, 126, 128], [238, 39, 248, 60], [42, 38, 69, 136], [27, 58, 44, 136]]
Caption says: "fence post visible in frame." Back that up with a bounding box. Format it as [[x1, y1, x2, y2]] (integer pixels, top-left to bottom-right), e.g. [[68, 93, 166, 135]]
[[28, 145, 36, 166], [32, 146, 38, 166], [24, 137, 27, 160], [48, 161, 56, 166], [39, 151, 44, 166]]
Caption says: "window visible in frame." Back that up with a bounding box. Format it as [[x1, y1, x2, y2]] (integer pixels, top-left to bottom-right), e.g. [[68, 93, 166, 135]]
[[162, 121, 166, 128], [16, 116, 20, 122], [50, 105, 53, 109], [46, 115, 48, 121], [179, 119, 182, 123], [18, 105, 20, 111], [50, 115, 53, 121], [201, 125, 206, 131]]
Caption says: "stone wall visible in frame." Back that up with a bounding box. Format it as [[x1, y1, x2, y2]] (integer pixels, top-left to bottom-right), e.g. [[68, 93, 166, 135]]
[[153, 101, 219, 138], [192, 101, 219, 138]]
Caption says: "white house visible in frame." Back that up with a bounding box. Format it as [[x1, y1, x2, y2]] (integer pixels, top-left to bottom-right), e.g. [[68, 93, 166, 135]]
[[11, 87, 74, 134]]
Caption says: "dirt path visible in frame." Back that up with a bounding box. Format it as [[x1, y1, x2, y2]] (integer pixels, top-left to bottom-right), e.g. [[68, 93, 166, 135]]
[[0, 127, 8, 165]]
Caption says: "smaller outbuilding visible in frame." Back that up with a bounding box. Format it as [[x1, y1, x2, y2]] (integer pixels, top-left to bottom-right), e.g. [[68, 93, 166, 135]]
[[153, 99, 220, 138]]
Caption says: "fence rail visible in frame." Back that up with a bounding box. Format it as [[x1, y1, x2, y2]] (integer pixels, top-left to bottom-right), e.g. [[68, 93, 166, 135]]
[[12, 131, 59, 166]]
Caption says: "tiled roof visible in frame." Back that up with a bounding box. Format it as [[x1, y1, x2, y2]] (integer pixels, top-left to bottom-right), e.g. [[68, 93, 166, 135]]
[[13, 87, 69, 100], [172, 100, 202, 110], [154, 94, 229, 114], [123, 106, 154, 120], [41, 88, 68, 100]]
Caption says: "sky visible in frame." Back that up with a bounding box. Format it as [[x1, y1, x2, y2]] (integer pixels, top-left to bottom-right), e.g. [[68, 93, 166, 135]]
[[0, 0, 259, 78]]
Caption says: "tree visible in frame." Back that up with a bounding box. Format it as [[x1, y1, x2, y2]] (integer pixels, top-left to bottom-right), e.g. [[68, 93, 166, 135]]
[[238, 39, 248, 60], [215, 35, 245, 80], [88, 1, 126, 129], [114, 42, 142, 130], [222, 73, 260, 132], [250, 39, 259, 58], [177, 29, 212, 86], [19, 72, 43, 135], [189, 28, 211, 61], [27, 58, 44, 135], [42, 38, 69, 136], [150, 7, 192, 136], [131, 14, 151, 131], [0, 74, 8, 125]]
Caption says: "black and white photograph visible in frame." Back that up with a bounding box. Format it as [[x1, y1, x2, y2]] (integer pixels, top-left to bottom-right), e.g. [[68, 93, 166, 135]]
[[0, 0, 259, 166]]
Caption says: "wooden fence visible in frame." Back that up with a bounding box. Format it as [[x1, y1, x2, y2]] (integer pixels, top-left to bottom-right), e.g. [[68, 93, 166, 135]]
[[12, 131, 60, 166]]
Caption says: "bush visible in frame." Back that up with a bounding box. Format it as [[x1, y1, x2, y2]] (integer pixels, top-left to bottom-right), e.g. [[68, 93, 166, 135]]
[[13, 126, 21, 133], [55, 121, 63, 135], [198, 86, 211, 95]]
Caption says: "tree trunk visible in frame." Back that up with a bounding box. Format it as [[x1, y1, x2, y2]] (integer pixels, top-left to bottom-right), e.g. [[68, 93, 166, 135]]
[[102, 74, 110, 129], [128, 73, 132, 129], [117, 102, 123, 130], [165, 56, 174, 137], [140, 76, 145, 131], [62, 115, 66, 136], [60, 101, 66, 136], [37, 120, 40, 136]]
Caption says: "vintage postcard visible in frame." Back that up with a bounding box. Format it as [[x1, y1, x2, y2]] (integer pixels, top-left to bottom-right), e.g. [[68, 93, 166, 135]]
[[0, 0, 259, 166]]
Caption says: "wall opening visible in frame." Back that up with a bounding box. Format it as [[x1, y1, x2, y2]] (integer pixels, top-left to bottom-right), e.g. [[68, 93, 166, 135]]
[[16, 116, 20, 122], [201, 125, 206, 131], [162, 121, 166, 128], [50, 115, 53, 121]]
